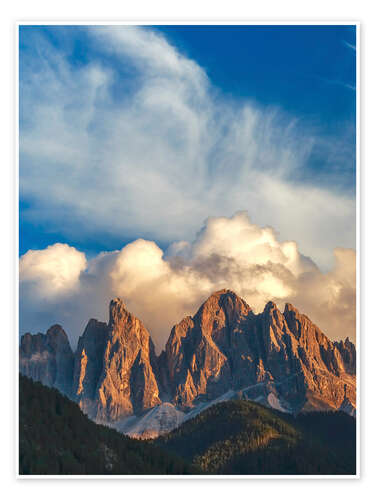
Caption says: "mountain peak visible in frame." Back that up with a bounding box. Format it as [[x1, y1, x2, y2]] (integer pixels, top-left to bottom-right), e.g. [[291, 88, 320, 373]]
[[45, 325, 72, 352], [110, 297, 127, 310], [201, 289, 243, 305], [201, 289, 251, 310], [46, 324, 68, 339], [196, 289, 252, 327], [20, 291, 357, 425], [263, 301, 278, 312], [212, 288, 238, 297], [109, 297, 129, 327], [284, 303, 299, 314], [20, 325, 74, 396]]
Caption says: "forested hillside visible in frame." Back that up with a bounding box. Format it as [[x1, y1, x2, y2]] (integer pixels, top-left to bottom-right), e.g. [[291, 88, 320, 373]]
[[156, 399, 356, 475], [19, 375, 193, 475]]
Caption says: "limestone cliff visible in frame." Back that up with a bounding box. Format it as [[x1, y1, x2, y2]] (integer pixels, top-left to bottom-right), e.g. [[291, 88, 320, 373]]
[[94, 298, 161, 421], [20, 290, 356, 426], [163, 290, 356, 413], [70, 299, 161, 421], [20, 324, 74, 396], [72, 318, 109, 417]]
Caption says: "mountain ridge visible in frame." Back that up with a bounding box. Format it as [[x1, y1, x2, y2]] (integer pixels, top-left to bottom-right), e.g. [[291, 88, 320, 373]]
[[19, 289, 356, 436]]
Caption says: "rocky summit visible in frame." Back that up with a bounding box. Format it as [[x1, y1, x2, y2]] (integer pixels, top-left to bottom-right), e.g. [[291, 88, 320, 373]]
[[19, 290, 356, 437], [72, 298, 161, 421], [161, 290, 356, 414], [20, 324, 74, 396]]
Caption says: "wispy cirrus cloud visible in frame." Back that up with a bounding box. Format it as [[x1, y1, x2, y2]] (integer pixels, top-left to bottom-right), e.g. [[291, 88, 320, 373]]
[[343, 40, 356, 51], [317, 75, 356, 91], [20, 26, 355, 271]]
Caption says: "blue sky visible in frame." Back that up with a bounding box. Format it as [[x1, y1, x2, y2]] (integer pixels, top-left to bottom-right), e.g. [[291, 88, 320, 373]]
[[157, 26, 356, 117], [159, 25, 356, 191], [19, 25, 356, 263], [19, 25, 357, 345]]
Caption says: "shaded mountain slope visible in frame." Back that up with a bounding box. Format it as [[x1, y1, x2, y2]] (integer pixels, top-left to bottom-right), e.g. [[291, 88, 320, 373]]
[[19, 325, 74, 396]]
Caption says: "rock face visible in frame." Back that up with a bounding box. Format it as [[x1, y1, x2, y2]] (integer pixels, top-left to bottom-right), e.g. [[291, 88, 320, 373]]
[[163, 290, 254, 406], [162, 290, 356, 413], [72, 319, 109, 417], [94, 298, 161, 421], [19, 325, 74, 396], [71, 298, 161, 421], [334, 337, 356, 375], [20, 290, 356, 431]]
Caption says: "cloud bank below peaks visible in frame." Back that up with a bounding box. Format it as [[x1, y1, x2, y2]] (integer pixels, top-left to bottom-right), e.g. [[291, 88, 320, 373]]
[[19, 213, 356, 353]]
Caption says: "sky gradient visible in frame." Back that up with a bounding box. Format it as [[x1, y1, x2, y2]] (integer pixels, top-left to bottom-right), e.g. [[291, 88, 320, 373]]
[[19, 25, 356, 350]]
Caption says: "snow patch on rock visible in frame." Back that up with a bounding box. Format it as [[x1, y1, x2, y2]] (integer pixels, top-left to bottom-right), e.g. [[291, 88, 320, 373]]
[[115, 403, 185, 439], [267, 393, 288, 413]]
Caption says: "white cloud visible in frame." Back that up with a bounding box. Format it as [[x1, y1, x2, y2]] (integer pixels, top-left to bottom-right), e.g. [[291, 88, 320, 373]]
[[20, 243, 86, 295], [20, 26, 355, 271], [19, 214, 356, 352]]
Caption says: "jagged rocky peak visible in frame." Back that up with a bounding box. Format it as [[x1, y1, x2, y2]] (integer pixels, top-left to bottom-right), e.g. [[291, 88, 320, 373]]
[[284, 302, 298, 312], [262, 300, 286, 330], [107, 296, 156, 350], [165, 289, 255, 408], [93, 298, 161, 421], [264, 300, 278, 311], [21, 324, 70, 352], [71, 298, 163, 421], [109, 297, 128, 326], [72, 318, 109, 416], [166, 289, 251, 348], [163, 289, 356, 414], [197, 289, 252, 319], [334, 336, 356, 374], [20, 331, 45, 354], [20, 290, 357, 427], [46, 323, 70, 343], [19, 324, 74, 396], [193, 289, 254, 348], [77, 318, 109, 348]]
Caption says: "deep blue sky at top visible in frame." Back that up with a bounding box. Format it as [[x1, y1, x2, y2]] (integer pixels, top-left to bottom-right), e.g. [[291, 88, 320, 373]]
[[19, 25, 356, 257], [157, 25, 356, 120]]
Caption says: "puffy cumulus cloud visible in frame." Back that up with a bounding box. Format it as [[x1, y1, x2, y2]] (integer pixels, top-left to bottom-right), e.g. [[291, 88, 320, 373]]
[[292, 247, 356, 345], [20, 243, 87, 295], [108, 240, 213, 346], [174, 211, 318, 276], [20, 26, 355, 271], [19, 214, 356, 352], [19, 244, 88, 339]]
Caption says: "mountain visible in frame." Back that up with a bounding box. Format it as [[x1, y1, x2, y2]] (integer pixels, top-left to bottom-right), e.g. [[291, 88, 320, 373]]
[[73, 298, 161, 421], [160, 290, 356, 414], [156, 399, 356, 475], [72, 318, 109, 417], [19, 374, 193, 475], [19, 290, 356, 437], [19, 374, 355, 475], [19, 324, 74, 396]]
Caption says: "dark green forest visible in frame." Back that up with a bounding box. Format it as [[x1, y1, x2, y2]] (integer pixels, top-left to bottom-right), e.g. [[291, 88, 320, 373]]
[[19, 375, 194, 475], [19, 375, 356, 475], [156, 399, 356, 475]]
